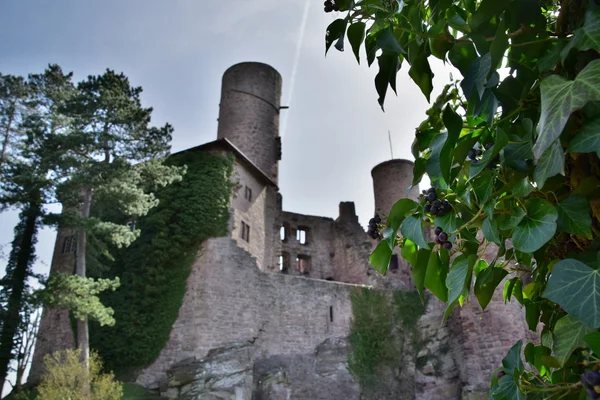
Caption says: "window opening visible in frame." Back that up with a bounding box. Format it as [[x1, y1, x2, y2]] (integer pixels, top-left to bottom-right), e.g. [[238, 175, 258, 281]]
[[390, 254, 399, 272], [241, 221, 250, 242], [296, 255, 311, 275], [126, 220, 136, 232], [280, 226, 286, 241], [61, 235, 77, 254], [280, 252, 290, 272], [330, 306, 334, 322], [296, 227, 310, 245], [244, 186, 252, 202]]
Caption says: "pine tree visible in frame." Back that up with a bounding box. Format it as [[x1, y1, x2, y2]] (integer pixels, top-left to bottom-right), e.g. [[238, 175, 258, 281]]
[[49, 69, 184, 367], [0, 65, 74, 395]]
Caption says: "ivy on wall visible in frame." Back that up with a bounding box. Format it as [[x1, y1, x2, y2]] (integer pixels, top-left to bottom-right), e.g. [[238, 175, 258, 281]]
[[348, 287, 425, 391], [89, 149, 234, 378]]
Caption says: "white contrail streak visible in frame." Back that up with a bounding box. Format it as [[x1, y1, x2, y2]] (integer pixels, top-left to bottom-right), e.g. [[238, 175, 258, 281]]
[[281, 0, 311, 137]]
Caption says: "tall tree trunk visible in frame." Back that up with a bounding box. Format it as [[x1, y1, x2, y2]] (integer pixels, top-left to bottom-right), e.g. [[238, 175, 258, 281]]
[[0, 199, 40, 395], [76, 187, 92, 370]]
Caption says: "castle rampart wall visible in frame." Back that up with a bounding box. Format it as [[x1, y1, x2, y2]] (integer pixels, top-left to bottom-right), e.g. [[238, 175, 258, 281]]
[[136, 236, 357, 388]]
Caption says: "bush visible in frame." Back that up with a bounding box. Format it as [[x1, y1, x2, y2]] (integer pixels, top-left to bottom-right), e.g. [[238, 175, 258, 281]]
[[37, 348, 122, 400]]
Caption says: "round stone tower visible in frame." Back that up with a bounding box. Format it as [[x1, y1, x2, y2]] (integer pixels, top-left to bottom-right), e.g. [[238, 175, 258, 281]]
[[371, 159, 419, 216], [371, 159, 419, 288], [217, 62, 282, 183]]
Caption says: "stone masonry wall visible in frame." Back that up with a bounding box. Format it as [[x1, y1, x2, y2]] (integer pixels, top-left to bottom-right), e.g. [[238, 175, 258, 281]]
[[280, 211, 335, 279], [136, 236, 356, 388], [231, 161, 269, 270]]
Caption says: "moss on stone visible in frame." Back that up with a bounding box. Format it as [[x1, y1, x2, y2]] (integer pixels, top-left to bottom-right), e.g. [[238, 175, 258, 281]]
[[347, 288, 426, 391]]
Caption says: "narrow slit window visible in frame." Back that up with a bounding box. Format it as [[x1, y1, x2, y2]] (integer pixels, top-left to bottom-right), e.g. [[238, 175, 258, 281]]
[[280, 252, 290, 272], [390, 254, 399, 272], [280, 226, 286, 241], [330, 306, 334, 322], [241, 221, 250, 242], [244, 186, 252, 202]]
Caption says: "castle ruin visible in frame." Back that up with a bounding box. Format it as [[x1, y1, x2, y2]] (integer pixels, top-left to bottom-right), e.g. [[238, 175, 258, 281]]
[[29, 62, 531, 400]]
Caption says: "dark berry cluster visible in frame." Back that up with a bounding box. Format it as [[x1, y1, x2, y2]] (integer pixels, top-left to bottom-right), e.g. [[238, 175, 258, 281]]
[[422, 188, 451, 216], [434, 226, 452, 249], [467, 148, 482, 163], [324, 0, 339, 12], [581, 370, 600, 399], [368, 214, 381, 240]]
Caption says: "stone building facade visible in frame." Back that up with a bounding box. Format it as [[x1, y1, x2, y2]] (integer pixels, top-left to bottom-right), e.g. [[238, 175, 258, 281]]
[[29, 62, 530, 399]]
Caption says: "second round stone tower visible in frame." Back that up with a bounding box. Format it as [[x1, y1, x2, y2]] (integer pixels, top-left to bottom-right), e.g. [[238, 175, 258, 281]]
[[371, 159, 419, 288], [217, 62, 282, 183]]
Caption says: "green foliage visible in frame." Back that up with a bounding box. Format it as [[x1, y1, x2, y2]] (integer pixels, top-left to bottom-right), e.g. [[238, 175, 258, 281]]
[[322, 0, 600, 398], [37, 348, 122, 400], [40, 274, 120, 326], [90, 150, 234, 377], [348, 288, 424, 390]]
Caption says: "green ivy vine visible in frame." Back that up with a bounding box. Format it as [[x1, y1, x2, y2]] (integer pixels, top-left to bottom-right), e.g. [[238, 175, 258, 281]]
[[89, 150, 234, 378], [324, 0, 600, 398]]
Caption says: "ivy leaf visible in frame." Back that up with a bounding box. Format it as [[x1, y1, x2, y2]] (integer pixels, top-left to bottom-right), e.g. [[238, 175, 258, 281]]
[[584, 332, 600, 355], [426, 134, 447, 186], [498, 207, 526, 231], [325, 19, 347, 55], [490, 18, 508, 70], [401, 239, 417, 266], [474, 264, 508, 310], [482, 216, 501, 245], [568, 118, 600, 156], [533, 59, 600, 161], [375, 26, 405, 54], [411, 157, 427, 188], [491, 376, 525, 400], [512, 198, 558, 253], [512, 177, 534, 197], [440, 105, 462, 182], [534, 140, 564, 189], [446, 256, 471, 306], [365, 34, 378, 67], [374, 52, 401, 110], [385, 199, 418, 248], [562, 2, 600, 58], [543, 258, 600, 328], [552, 315, 593, 366], [347, 22, 366, 64], [413, 248, 432, 303], [504, 141, 533, 173], [409, 54, 434, 102], [401, 215, 429, 249], [369, 241, 393, 275], [460, 53, 492, 101], [469, 128, 508, 179], [425, 251, 448, 302], [472, 89, 499, 126], [502, 340, 524, 376], [434, 212, 459, 233], [556, 195, 592, 239], [471, 169, 494, 205], [448, 41, 477, 75], [470, 0, 510, 32]]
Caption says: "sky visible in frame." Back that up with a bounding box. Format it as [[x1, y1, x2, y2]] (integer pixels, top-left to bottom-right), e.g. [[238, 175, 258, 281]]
[[0, 1, 453, 284]]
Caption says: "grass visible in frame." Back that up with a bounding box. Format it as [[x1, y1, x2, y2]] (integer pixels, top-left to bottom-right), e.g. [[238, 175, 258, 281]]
[[122, 383, 154, 399]]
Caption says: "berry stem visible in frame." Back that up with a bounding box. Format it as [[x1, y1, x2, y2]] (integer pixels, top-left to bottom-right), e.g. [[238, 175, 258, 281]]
[[450, 207, 485, 235]]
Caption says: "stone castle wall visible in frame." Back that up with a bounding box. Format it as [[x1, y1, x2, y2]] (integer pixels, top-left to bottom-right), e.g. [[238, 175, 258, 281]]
[[136, 236, 357, 389]]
